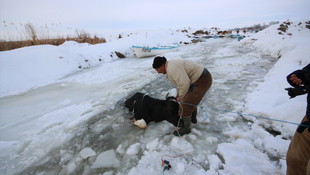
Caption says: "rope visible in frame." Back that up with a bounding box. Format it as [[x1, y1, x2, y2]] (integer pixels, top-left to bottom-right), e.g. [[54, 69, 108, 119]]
[[161, 136, 196, 174], [178, 101, 310, 128], [173, 102, 183, 134], [162, 101, 196, 173]]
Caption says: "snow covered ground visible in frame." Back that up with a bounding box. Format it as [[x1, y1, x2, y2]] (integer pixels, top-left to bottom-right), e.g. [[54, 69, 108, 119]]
[[0, 20, 309, 175]]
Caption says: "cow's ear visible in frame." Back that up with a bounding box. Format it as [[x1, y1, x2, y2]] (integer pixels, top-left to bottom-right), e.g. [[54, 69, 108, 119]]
[[165, 93, 170, 100], [166, 96, 177, 101]]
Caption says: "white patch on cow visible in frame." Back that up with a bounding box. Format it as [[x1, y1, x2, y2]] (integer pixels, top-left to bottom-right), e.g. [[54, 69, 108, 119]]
[[133, 119, 147, 129]]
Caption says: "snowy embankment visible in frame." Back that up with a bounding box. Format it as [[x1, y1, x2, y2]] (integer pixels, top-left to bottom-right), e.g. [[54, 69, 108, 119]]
[[241, 21, 310, 136], [0, 29, 189, 98]]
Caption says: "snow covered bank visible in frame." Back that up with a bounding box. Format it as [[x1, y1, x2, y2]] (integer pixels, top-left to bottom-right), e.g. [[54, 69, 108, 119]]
[[0, 29, 191, 98], [241, 20, 310, 135]]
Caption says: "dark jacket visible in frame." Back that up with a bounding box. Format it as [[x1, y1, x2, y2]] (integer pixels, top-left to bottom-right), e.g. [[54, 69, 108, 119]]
[[287, 63, 310, 118]]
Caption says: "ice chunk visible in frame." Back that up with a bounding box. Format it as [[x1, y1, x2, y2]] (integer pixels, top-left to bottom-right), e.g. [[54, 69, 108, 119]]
[[91, 150, 120, 169], [217, 139, 277, 174], [66, 162, 77, 174], [59, 150, 74, 165], [207, 154, 222, 171], [79, 147, 96, 159], [126, 143, 141, 155], [146, 138, 159, 150], [175, 162, 185, 174], [103, 171, 114, 175], [206, 137, 218, 144], [116, 144, 125, 154]]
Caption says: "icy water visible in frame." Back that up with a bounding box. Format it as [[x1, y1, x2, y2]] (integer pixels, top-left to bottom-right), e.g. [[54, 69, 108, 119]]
[[21, 39, 277, 174]]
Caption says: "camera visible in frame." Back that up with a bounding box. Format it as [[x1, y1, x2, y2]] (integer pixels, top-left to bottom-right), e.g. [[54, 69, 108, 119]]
[[285, 85, 309, 98]]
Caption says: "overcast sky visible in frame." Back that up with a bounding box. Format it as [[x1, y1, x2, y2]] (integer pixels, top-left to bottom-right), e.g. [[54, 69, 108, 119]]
[[1, 0, 310, 34]]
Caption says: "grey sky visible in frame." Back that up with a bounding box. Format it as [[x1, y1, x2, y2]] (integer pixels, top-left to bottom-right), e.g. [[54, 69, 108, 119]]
[[1, 0, 309, 33]]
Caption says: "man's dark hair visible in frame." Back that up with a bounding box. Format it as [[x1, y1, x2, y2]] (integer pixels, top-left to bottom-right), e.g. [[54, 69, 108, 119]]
[[152, 56, 167, 69]]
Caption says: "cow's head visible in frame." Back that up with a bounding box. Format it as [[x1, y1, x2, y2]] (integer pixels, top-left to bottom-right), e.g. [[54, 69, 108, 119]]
[[125, 93, 148, 129], [124, 95, 135, 112]]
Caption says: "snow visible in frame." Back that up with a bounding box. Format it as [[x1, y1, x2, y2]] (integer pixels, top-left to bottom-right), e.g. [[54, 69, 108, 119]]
[[91, 150, 120, 169], [217, 138, 278, 175], [0, 20, 309, 175], [241, 21, 310, 135], [0, 29, 188, 98]]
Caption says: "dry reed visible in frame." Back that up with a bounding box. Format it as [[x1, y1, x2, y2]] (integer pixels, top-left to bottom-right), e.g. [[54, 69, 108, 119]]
[[0, 23, 106, 51]]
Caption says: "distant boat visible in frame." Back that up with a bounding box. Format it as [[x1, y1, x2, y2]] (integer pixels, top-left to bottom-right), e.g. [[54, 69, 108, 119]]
[[230, 34, 240, 38], [238, 36, 245, 41], [132, 44, 178, 58]]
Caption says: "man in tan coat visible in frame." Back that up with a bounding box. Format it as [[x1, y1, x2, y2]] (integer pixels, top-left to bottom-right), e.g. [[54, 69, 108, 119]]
[[152, 56, 212, 136]]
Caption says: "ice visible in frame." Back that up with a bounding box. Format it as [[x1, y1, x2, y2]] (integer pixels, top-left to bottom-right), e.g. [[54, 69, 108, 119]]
[[79, 147, 96, 159], [0, 21, 309, 174], [206, 137, 218, 144], [175, 162, 186, 173], [91, 149, 120, 169], [126, 143, 141, 155], [146, 138, 159, 150], [217, 139, 279, 175], [207, 154, 222, 171], [60, 150, 74, 165]]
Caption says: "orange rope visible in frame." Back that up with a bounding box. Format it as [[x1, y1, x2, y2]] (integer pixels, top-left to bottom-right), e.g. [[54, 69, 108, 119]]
[[160, 133, 196, 167], [160, 101, 196, 170]]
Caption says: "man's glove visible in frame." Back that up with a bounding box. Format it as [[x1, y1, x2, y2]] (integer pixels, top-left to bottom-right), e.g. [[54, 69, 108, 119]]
[[297, 121, 310, 133]]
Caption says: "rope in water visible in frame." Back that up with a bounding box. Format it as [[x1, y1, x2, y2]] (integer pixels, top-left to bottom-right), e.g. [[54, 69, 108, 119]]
[[178, 101, 310, 128]]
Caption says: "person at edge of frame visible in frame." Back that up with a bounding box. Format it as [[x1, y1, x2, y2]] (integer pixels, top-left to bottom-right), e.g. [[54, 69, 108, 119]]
[[286, 63, 310, 175]]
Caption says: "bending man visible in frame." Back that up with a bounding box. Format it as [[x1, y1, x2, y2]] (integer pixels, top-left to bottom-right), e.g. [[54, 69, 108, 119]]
[[152, 56, 212, 136]]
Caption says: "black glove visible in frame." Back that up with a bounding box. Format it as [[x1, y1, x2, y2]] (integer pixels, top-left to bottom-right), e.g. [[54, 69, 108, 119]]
[[297, 121, 310, 133]]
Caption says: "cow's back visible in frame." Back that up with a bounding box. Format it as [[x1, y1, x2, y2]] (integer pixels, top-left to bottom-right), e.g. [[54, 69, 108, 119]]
[[124, 92, 181, 127]]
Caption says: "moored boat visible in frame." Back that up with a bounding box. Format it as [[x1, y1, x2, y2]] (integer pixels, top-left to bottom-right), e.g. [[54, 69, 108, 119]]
[[132, 45, 178, 58]]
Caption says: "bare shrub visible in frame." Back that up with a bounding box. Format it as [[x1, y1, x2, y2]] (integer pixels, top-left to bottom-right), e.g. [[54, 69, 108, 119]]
[[73, 30, 106, 44], [0, 29, 106, 51], [25, 23, 37, 43], [192, 30, 209, 35]]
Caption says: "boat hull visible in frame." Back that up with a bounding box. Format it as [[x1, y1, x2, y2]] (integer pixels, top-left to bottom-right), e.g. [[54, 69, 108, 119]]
[[132, 46, 178, 58]]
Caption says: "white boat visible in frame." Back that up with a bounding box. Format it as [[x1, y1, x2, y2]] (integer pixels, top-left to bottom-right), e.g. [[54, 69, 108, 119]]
[[132, 44, 178, 58]]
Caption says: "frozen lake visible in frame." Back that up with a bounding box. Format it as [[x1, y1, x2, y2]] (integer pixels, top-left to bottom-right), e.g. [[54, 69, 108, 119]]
[[1, 38, 286, 175]]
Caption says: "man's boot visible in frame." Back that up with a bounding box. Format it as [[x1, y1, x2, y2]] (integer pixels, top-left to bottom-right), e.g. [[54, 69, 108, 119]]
[[191, 109, 197, 124], [173, 115, 191, 136]]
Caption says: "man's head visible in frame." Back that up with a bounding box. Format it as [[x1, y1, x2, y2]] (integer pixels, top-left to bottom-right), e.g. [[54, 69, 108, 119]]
[[152, 56, 167, 74]]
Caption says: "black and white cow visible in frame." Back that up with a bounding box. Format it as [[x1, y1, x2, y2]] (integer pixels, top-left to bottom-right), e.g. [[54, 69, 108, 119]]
[[124, 92, 197, 128]]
